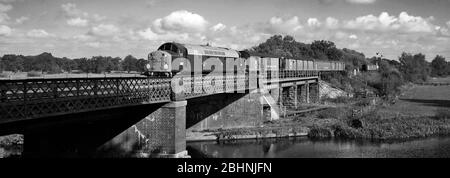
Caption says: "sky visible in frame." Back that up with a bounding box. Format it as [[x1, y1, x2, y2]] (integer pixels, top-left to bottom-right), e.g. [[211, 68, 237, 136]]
[[0, 0, 450, 61]]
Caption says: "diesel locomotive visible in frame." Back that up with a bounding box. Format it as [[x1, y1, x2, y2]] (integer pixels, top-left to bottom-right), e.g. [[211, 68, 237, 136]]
[[143, 42, 345, 77]]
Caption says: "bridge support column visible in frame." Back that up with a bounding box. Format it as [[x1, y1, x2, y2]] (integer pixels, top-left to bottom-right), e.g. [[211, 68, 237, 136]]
[[293, 85, 298, 108], [309, 82, 319, 103], [305, 83, 310, 104], [149, 100, 189, 158], [281, 87, 289, 107]]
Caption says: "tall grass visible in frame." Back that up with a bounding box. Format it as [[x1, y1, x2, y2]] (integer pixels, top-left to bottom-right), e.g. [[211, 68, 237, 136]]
[[308, 106, 450, 140], [435, 108, 450, 120]]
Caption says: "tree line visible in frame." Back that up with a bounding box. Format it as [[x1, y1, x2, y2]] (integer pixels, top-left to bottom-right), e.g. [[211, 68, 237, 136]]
[[0, 52, 147, 74], [249, 35, 449, 100]]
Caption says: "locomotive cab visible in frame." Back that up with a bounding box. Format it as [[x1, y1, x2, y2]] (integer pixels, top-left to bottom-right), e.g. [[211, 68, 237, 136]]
[[144, 43, 187, 77]]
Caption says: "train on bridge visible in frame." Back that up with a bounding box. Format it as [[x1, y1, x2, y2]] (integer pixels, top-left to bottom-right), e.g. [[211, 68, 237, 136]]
[[144, 42, 345, 77]]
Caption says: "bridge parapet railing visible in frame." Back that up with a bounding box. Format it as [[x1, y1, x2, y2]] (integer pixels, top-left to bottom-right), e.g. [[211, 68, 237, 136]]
[[1, 71, 320, 122], [0, 77, 172, 122], [176, 73, 250, 99]]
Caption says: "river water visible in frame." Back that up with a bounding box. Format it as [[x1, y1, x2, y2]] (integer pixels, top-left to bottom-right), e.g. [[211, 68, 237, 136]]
[[2, 136, 450, 158], [187, 136, 450, 158]]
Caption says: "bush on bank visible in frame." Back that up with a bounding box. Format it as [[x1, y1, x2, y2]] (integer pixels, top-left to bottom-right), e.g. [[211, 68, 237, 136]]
[[0, 134, 23, 146], [308, 107, 450, 140]]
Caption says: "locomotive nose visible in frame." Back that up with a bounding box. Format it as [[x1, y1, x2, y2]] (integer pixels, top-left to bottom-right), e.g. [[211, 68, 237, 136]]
[[147, 50, 171, 71]]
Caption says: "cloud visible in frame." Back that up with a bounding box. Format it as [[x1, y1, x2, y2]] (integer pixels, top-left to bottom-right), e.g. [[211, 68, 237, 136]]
[[345, 0, 376, 4], [86, 42, 101, 48], [0, 24, 11, 36], [67, 17, 88, 27], [0, 3, 12, 12], [89, 24, 120, 36], [15, 16, 28, 24], [211, 23, 226, 31], [27, 29, 51, 38], [265, 16, 302, 34], [343, 12, 437, 34], [0, 0, 17, 3], [307, 18, 321, 28], [0, 3, 12, 24], [61, 3, 105, 25], [61, 3, 87, 18], [138, 28, 158, 40], [152, 10, 208, 34], [73, 34, 93, 41], [146, 0, 158, 7], [325, 17, 339, 29]]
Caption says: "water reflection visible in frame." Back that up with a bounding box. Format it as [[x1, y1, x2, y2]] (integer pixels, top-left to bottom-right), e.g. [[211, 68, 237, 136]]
[[0, 146, 22, 158], [187, 137, 450, 158]]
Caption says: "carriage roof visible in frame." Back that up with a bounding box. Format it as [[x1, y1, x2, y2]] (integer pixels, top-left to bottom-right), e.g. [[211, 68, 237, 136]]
[[158, 42, 240, 58]]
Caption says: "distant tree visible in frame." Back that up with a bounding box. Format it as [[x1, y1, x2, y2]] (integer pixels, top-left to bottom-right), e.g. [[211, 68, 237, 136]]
[[310, 40, 343, 61], [1, 54, 24, 72], [430, 55, 448, 77], [74, 58, 90, 73], [0, 56, 3, 72], [136, 58, 147, 72], [122, 55, 138, 73], [91, 56, 108, 73], [399, 52, 430, 83]]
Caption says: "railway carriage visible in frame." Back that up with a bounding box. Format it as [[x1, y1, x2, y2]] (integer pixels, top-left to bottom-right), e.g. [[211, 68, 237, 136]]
[[144, 42, 345, 77]]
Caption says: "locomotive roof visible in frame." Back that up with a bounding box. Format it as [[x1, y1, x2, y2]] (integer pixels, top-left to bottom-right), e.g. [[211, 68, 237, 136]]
[[160, 42, 240, 58]]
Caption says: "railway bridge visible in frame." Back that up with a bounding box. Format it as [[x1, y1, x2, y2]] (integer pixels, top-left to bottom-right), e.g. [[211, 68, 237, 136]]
[[0, 70, 340, 157]]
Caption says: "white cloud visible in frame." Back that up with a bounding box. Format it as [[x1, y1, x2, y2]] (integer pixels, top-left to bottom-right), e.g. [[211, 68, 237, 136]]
[[67, 17, 88, 27], [266, 16, 302, 34], [138, 28, 159, 40], [61, 3, 105, 25], [0, 24, 11, 36], [73, 34, 93, 41], [345, 0, 376, 4], [86, 42, 101, 48], [211, 23, 226, 31], [325, 17, 339, 29], [90, 24, 119, 36], [0, 3, 12, 24], [61, 3, 87, 18], [344, 12, 437, 33], [0, 3, 12, 12], [349, 34, 358, 39], [152, 10, 208, 34], [15, 16, 28, 24], [307, 18, 321, 28], [27, 29, 51, 38]]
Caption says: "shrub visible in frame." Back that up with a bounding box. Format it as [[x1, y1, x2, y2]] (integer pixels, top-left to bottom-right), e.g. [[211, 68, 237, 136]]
[[308, 126, 333, 138], [27, 71, 42, 77], [435, 108, 450, 120], [0, 73, 9, 78], [317, 107, 350, 120]]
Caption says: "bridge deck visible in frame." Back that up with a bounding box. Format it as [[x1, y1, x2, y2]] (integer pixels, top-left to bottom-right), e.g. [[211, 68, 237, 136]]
[[0, 71, 330, 123]]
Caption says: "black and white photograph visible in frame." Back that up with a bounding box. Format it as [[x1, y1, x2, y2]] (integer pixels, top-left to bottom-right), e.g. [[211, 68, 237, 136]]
[[1, 0, 450, 167]]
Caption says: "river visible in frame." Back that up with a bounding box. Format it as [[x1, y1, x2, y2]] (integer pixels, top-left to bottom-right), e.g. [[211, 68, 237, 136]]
[[2, 136, 450, 158], [187, 136, 450, 158]]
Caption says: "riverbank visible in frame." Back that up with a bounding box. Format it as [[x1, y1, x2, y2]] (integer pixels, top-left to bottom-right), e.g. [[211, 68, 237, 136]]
[[187, 82, 450, 142]]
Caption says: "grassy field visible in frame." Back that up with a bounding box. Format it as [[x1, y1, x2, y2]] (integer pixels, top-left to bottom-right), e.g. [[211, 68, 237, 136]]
[[428, 76, 450, 83], [380, 83, 450, 117]]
